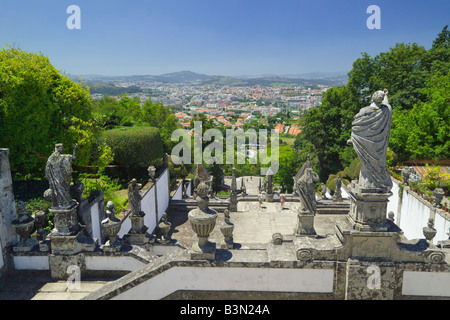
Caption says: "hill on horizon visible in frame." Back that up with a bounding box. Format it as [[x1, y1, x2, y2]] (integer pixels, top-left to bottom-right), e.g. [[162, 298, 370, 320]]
[[70, 70, 348, 88]]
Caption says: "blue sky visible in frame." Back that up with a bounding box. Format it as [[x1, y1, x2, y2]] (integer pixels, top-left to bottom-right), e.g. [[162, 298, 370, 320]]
[[0, 0, 448, 76]]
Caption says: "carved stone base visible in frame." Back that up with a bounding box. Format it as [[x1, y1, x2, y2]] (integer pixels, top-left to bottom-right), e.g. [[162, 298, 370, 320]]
[[126, 233, 150, 246], [13, 239, 38, 252], [49, 231, 96, 255], [229, 193, 238, 212], [295, 211, 316, 236], [348, 185, 392, 232], [190, 239, 216, 260], [50, 201, 80, 236]]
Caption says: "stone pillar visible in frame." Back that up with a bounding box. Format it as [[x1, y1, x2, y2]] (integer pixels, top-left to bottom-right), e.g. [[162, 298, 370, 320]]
[[0, 149, 17, 252], [266, 173, 274, 202], [295, 211, 316, 236], [229, 167, 238, 212]]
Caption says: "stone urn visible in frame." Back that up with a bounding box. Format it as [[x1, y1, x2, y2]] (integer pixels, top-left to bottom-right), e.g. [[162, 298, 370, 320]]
[[12, 201, 38, 251], [423, 218, 437, 242], [158, 212, 172, 243], [433, 188, 445, 209], [188, 182, 218, 259], [101, 201, 122, 251], [220, 209, 234, 249]]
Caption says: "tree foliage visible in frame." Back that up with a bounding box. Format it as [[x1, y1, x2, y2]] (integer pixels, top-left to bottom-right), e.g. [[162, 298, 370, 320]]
[[0, 46, 112, 177], [296, 26, 450, 183]]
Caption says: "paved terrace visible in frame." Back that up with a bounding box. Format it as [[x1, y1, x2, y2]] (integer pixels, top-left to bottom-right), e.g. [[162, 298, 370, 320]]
[[0, 177, 343, 300]]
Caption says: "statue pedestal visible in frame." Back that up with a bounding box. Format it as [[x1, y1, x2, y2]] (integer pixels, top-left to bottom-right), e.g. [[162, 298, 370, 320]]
[[126, 214, 149, 245], [348, 184, 392, 232], [229, 192, 238, 212], [49, 231, 96, 255], [50, 201, 80, 236], [295, 210, 317, 237], [49, 201, 96, 255]]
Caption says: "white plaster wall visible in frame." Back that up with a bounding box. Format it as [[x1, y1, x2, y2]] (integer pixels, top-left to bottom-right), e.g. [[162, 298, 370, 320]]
[[14, 256, 49, 270], [112, 267, 335, 300], [172, 183, 183, 200], [90, 202, 102, 244], [186, 181, 192, 197], [85, 256, 146, 272], [402, 271, 450, 297], [142, 186, 156, 234], [387, 180, 399, 219], [118, 216, 131, 238], [156, 170, 170, 221], [434, 211, 449, 244], [397, 189, 449, 244]]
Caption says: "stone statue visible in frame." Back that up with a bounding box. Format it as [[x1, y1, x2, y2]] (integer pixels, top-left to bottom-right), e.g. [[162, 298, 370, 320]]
[[296, 168, 320, 213], [293, 155, 312, 195], [321, 184, 328, 200], [148, 166, 156, 182], [45, 143, 78, 209], [348, 89, 393, 192], [335, 177, 342, 201], [128, 179, 143, 216]]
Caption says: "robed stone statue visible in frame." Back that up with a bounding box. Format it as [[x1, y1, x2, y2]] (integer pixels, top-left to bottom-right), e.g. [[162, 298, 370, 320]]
[[348, 89, 393, 192], [45, 143, 78, 209], [296, 168, 320, 214], [128, 179, 144, 217]]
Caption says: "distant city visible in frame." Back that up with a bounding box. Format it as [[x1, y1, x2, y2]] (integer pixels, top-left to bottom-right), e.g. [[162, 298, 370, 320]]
[[72, 70, 349, 134]]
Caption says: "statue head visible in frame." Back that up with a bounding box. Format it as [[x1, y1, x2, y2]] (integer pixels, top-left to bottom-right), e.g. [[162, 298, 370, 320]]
[[106, 201, 115, 211], [55, 143, 64, 153], [372, 90, 385, 104], [128, 178, 141, 191]]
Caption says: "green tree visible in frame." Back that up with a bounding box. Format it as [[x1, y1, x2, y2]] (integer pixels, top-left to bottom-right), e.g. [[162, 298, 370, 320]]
[[0, 47, 111, 177]]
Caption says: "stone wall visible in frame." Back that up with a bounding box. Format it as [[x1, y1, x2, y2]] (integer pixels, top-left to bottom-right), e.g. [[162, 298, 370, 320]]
[[118, 167, 170, 238], [82, 247, 450, 300], [79, 191, 106, 245], [389, 179, 450, 245]]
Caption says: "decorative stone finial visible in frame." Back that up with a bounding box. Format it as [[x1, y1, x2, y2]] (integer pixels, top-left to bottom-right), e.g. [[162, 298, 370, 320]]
[[101, 201, 122, 251], [148, 166, 157, 182], [433, 188, 445, 209], [158, 212, 172, 244], [423, 218, 437, 242], [220, 209, 234, 249]]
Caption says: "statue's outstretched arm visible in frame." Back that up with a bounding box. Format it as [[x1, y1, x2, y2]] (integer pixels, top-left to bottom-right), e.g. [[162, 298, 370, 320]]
[[383, 89, 390, 105], [72, 143, 78, 161]]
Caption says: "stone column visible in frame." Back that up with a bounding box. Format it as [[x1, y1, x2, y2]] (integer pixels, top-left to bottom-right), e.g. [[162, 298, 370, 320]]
[[229, 167, 238, 212], [0, 149, 17, 251], [266, 169, 274, 202]]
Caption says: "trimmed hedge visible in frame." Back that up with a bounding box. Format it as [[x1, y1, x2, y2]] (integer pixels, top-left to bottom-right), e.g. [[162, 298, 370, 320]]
[[102, 126, 164, 169]]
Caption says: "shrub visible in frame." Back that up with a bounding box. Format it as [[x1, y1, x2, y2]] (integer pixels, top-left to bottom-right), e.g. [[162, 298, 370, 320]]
[[102, 126, 164, 169]]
